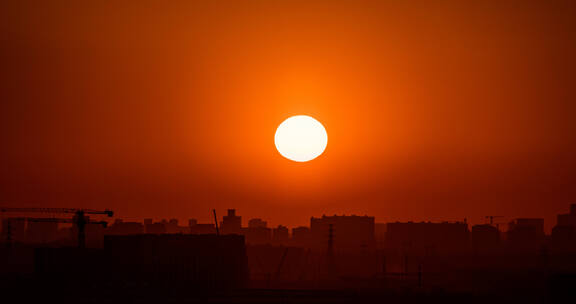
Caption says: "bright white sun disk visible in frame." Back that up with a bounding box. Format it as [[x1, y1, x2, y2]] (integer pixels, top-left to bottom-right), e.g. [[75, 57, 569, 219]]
[[274, 115, 328, 162]]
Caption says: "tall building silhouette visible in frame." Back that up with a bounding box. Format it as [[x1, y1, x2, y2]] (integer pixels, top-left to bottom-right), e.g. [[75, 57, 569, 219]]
[[221, 209, 242, 235]]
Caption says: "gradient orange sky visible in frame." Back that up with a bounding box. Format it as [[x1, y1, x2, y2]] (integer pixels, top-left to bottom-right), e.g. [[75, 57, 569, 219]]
[[2, 0, 576, 230]]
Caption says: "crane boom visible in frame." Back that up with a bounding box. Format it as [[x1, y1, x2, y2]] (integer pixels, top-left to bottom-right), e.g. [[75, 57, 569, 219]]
[[25, 217, 109, 228], [1, 207, 114, 248], [0, 207, 113, 217]]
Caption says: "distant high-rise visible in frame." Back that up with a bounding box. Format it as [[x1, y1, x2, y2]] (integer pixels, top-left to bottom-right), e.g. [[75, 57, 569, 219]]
[[246, 218, 271, 244], [248, 218, 267, 229], [106, 220, 144, 235], [221, 209, 242, 235]]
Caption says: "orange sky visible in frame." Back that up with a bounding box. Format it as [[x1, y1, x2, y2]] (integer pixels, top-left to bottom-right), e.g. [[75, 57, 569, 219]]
[[2, 0, 576, 230]]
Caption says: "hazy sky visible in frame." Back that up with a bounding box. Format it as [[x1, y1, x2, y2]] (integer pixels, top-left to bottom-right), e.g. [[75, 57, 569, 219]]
[[2, 0, 576, 229]]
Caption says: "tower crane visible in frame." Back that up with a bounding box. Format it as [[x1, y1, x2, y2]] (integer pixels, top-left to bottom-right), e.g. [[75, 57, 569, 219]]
[[0, 207, 113, 248]]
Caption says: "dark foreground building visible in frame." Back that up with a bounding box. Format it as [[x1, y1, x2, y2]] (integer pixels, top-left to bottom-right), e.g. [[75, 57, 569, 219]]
[[104, 234, 249, 289], [31, 234, 249, 291]]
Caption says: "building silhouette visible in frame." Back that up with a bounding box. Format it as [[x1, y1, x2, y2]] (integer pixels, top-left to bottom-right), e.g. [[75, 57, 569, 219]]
[[246, 218, 272, 244], [106, 219, 144, 235], [272, 225, 290, 245], [551, 204, 576, 252], [106, 234, 248, 289], [310, 215, 377, 278], [471, 224, 501, 253], [310, 215, 376, 252], [221, 209, 242, 235], [190, 223, 217, 234], [386, 221, 469, 255], [291, 226, 312, 248], [507, 218, 545, 253]]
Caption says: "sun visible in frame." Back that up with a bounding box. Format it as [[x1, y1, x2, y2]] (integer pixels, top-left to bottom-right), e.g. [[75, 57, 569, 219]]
[[274, 115, 328, 162]]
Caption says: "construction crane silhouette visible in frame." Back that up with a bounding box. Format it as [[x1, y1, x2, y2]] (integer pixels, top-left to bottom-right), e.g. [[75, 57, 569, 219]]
[[0, 207, 113, 248]]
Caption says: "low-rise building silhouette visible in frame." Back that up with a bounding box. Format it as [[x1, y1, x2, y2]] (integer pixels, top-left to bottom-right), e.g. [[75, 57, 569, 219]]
[[106, 219, 144, 235]]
